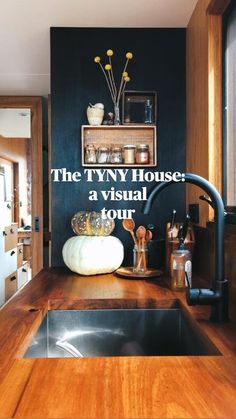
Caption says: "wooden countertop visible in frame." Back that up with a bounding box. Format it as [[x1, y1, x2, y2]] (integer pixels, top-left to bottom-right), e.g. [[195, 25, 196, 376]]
[[0, 267, 236, 419]]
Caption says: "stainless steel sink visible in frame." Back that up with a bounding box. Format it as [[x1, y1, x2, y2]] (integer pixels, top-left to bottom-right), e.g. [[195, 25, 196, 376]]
[[24, 307, 221, 358]]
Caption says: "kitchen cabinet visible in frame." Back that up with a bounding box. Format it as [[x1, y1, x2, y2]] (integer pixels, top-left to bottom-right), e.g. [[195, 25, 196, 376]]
[[3, 223, 17, 252], [81, 125, 157, 167], [17, 243, 23, 268], [18, 228, 32, 268], [0, 223, 17, 306], [0, 223, 31, 307], [17, 261, 29, 289], [5, 271, 17, 301]]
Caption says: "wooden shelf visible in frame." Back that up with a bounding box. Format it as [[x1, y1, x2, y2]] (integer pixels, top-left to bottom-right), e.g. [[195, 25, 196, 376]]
[[81, 125, 157, 167]]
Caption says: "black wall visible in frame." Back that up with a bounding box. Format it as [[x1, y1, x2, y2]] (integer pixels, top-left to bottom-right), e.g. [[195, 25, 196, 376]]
[[51, 28, 186, 266]]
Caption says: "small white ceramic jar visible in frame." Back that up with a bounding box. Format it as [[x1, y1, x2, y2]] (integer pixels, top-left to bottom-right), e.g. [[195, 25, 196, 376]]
[[87, 107, 104, 126]]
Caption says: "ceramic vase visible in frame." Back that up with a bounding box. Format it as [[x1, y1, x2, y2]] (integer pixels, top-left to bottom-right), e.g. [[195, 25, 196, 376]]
[[87, 107, 104, 125]]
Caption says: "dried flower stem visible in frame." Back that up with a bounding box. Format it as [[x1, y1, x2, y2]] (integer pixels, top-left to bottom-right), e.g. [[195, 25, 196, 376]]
[[117, 59, 129, 99], [108, 70, 116, 101], [117, 80, 127, 104], [98, 62, 115, 102], [117, 78, 124, 104], [95, 52, 132, 107], [109, 56, 117, 99]]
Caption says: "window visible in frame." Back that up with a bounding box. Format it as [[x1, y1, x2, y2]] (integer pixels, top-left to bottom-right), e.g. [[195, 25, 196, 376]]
[[223, 2, 236, 210]]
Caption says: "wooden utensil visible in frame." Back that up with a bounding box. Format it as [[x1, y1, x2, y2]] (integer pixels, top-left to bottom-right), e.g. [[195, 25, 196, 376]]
[[136, 226, 147, 271], [145, 229, 152, 245], [170, 209, 176, 239], [168, 209, 178, 240], [143, 230, 152, 271], [136, 226, 146, 248], [122, 219, 137, 245]]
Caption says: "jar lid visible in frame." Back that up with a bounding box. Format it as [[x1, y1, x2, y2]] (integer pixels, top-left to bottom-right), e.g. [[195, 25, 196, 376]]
[[137, 144, 149, 149], [112, 147, 122, 151], [123, 144, 136, 149], [98, 146, 109, 151]]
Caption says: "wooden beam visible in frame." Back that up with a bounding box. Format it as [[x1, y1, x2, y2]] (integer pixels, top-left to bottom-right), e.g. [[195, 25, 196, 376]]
[[48, 94, 51, 267], [186, 0, 209, 227], [186, 0, 226, 225], [208, 14, 223, 200], [207, 0, 231, 15]]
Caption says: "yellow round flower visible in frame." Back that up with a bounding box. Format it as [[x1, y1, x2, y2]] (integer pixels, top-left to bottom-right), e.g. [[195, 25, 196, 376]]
[[94, 56, 101, 63], [107, 49, 114, 56], [105, 64, 112, 70], [124, 76, 130, 82], [123, 71, 128, 77], [126, 52, 133, 60]]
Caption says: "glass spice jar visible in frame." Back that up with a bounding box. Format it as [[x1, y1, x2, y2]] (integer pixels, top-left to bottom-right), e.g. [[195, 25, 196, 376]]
[[85, 144, 97, 164], [135, 144, 150, 164], [110, 147, 123, 164], [123, 144, 136, 164], [97, 146, 110, 164]]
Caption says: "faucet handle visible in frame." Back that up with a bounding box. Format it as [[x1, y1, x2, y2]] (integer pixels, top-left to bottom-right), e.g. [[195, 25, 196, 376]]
[[199, 195, 227, 217], [199, 194, 214, 209]]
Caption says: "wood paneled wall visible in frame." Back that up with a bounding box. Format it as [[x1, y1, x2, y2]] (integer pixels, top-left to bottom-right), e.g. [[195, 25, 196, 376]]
[[51, 28, 186, 266], [186, 0, 223, 226]]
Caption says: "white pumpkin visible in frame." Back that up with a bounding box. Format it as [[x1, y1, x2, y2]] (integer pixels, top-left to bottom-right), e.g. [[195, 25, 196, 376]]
[[62, 236, 124, 275]]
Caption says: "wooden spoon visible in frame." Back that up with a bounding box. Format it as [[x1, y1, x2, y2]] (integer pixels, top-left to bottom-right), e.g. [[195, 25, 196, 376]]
[[122, 218, 137, 245], [143, 230, 153, 271], [145, 229, 152, 245], [136, 226, 147, 271], [136, 225, 146, 246]]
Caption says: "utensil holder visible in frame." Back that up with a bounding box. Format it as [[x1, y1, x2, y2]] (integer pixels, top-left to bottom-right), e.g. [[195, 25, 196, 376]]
[[133, 244, 148, 273]]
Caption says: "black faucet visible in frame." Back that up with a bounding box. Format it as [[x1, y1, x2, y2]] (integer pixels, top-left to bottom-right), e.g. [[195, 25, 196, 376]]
[[143, 172, 229, 322]]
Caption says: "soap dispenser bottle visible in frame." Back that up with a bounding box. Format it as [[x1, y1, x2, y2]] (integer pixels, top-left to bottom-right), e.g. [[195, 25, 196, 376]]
[[171, 215, 192, 291]]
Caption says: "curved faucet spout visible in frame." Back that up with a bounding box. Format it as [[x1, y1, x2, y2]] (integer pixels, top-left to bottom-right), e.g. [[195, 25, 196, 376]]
[[143, 173, 228, 322]]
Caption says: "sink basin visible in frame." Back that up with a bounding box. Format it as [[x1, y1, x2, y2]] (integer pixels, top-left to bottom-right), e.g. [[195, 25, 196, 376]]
[[24, 306, 221, 358]]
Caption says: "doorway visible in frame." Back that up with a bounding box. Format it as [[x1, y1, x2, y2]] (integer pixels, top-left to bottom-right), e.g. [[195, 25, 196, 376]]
[[0, 97, 43, 305]]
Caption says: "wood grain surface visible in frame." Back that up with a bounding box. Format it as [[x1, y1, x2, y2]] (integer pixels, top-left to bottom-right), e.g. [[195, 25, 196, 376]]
[[0, 267, 235, 418], [82, 125, 157, 167], [115, 266, 163, 278], [11, 357, 236, 419], [186, 0, 210, 227], [207, 0, 231, 14], [186, 0, 224, 225]]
